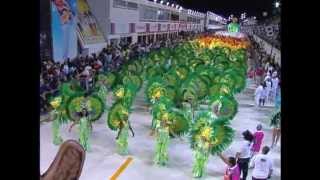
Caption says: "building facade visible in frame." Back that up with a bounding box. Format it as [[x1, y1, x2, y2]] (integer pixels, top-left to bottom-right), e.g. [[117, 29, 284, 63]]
[[87, 0, 206, 46], [205, 11, 227, 31]]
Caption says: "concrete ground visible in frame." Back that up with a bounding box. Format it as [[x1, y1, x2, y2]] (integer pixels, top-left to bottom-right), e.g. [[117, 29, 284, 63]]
[[40, 78, 280, 180]]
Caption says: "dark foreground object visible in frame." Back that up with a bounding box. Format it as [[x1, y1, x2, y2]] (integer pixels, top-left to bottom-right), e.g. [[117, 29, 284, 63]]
[[40, 140, 86, 180]]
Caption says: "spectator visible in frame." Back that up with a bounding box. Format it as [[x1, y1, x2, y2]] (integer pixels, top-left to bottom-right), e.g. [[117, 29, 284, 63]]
[[254, 83, 264, 107], [264, 78, 272, 103], [93, 59, 103, 72], [80, 66, 90, 91], [270, 76, 279, 102], [254, 66, 264, 85], [249, 146, 273, 180], [235, 130, 254, 180], [40, 32, 198, 113], [251, 124, 264, 157], [218, 153, 240, 180]]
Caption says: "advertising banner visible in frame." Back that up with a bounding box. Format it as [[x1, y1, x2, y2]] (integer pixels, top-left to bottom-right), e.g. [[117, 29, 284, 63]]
[[77, 0, 105, 45], [51, 0, 78, 62]]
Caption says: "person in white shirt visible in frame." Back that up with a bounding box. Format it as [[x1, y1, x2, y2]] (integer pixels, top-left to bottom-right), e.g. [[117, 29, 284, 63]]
[[264, 61, 270, 72], [264, 78, 272, 103], [259, 85, 268, 107], [267, 65, 273, 74], [249, 146, 273, 180], [271, 76, 279, 102], [81, 66, 91, 91], [236, 130, 254, 180], [63, 63, 69, 74], [272, 70, 277, 78], [254, 83, 264, 107], [264, 71, 271, 82]]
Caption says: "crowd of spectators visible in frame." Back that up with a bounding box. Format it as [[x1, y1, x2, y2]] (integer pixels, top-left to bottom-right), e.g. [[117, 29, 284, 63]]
[[254, 16, 280, 49], [247, 35, 280, 85], [241, 15, 280, 49], [40, 32, 199, 113]]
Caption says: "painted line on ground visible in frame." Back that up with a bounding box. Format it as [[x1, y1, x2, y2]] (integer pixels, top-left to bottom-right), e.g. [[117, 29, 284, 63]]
[[109, 157, 133, 180]]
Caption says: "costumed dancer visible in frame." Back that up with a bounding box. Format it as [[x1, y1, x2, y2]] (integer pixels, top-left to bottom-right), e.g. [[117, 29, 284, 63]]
[[79, 108, 91, 151], [96, 75, 108, 101], [275, 84, 281, 110], [115, 113, 134, 155], [50, 97, 66, 145], [270, 109, 281, 149], [154, 112, 172, 166], [191, 112, 235, 178], [192, 127, 213, 178], [228, 17, 240, 33]]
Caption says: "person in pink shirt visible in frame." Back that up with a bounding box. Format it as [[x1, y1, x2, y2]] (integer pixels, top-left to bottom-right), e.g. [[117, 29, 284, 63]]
[[251, 124, 264, 156], [218, 153, 241, 180]]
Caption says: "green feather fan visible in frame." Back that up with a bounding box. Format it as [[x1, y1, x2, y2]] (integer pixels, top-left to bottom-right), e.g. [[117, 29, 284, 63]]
[[210, 119, 235, 155], [190, 111, 234, 155], [105, 73, 116, 89], [66, 94, 104, 122], [122, 74, 143, 91], [107, 102, 129, 131], [209, 95, 238, 120], [169, 110, 190, 136]]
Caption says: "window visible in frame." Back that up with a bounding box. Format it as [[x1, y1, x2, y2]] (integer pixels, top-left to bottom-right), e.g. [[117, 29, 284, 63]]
[[208, 20, 216, 25], [171, 13, 179, 21], [157, 9, 170, 21], [127, 2, 138, 10], [113, 0, 126, 8], [113, 0, 138, 10], [180, 14, 187, 22], [140, 5, 157, 21]]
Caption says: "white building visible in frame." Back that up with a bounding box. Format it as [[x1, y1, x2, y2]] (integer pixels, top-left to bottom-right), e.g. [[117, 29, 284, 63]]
[[87, 0, 205, 47], [205, 11, 227, 31]]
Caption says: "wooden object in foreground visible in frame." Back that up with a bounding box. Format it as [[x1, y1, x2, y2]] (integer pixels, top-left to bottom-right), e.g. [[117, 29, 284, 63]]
[[40, 140, 86, 180]]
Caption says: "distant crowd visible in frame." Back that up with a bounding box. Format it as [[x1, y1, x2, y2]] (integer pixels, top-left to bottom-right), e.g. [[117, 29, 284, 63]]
[[40, 32, 200, 113]]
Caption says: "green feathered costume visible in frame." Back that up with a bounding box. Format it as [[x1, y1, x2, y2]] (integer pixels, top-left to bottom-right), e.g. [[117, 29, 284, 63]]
[[50, 96, 68, 145], [191, 112, 234, 178], [154, 113, 171, 166], [107, 102, 133, 155], [79, 116, 91, 151], [51, 109, 63, 145], [116, 121, 130, 155]]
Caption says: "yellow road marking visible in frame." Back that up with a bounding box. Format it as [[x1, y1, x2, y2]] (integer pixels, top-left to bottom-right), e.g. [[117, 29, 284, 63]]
[[109, 157, 133, 180]]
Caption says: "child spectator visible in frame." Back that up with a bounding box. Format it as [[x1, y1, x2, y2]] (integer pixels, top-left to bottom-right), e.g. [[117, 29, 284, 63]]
[[218, 153, 240, 180]]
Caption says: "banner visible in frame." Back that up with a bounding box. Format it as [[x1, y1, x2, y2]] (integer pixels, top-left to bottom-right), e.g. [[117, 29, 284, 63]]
[[51, 0, 78, 62], [77, 0, 105, 45]]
